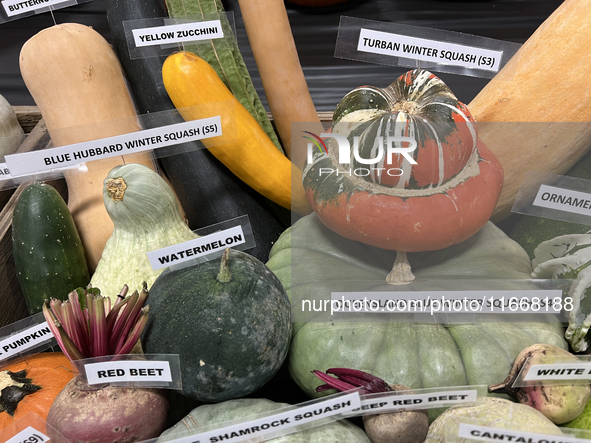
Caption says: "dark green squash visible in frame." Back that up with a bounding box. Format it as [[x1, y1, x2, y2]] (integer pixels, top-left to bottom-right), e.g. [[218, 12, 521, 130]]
[[106, 0, 289, 262], [12, 183, 90, 314], [142, 249, 292, 402]]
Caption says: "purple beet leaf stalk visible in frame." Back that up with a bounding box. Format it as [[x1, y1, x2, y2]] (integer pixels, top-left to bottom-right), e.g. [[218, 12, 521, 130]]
[[42, 282, 149, 363], [312, 368, 393, 395]]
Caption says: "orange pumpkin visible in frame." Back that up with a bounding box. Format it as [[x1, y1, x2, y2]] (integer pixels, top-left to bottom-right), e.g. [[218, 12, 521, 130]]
[[0, 352, 75, 429]]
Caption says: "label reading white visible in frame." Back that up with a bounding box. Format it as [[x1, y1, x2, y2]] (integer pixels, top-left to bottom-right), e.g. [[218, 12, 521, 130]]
[[458, 423, 582, 443], [524, 362, 591, 381], [147, 225, 246, 270], [2, 0, 69, 17], [357, 28, 503, 72], [5, 426, 49, 443], [352, 389, 477, 415], [132, 20, 223, 47], [330, 290, 565, 316], [5, 116, 222, 177], [166, 392, 361, 443], [0, 322, 54, 362], [533, 184, 591, 217], [85, 360, 173, 385]]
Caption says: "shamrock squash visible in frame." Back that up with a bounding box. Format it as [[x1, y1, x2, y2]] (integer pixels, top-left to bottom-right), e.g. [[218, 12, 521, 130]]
[[266, 213, 567, 400], [0, 352, 75, 429], [302, 69, 503, 283]]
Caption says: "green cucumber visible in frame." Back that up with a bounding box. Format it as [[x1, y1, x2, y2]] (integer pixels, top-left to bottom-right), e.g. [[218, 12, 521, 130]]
[[12, 183, 90, 314]]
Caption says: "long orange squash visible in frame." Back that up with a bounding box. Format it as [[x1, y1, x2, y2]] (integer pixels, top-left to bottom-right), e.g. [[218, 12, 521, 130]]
[[236, 0, 323, 169], [19, 23, 156, 270], [162, 51, 312, 215], [469, 0, 591, 221]]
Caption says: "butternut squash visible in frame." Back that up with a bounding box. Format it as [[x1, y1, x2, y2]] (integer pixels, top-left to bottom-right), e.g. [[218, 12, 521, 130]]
[[19, 23, 156, 270], [236, 0, 324, 169], [162, 50, 312, 215], [469, 0, 591, 222]]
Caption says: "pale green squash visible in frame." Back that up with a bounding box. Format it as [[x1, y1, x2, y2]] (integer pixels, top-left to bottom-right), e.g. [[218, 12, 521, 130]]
[[0, 94, 25, 161], [266, 214, 567, 399], [90, 163, 197, 302]]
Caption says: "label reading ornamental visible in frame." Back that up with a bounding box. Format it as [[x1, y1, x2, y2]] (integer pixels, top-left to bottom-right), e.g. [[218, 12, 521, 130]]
[[0, 321, 54, 363], [533, 184, 591, 216]]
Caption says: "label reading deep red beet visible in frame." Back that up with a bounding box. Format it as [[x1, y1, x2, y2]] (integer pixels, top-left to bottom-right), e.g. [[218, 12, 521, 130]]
[[345, 386, 485, 416], [334, 16, 521, 79]]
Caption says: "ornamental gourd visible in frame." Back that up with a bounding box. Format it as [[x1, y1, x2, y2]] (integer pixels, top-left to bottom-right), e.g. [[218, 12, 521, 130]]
[[266, 213, 567, 403], [303, 70, 503, 284]]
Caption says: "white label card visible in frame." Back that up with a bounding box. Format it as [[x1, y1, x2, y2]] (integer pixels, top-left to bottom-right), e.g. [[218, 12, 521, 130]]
[[533, 184, 591, 216], [132, 20, 223, 47], [357, 28, 503, 72], [147, 225, 246, 270], [85, 360, 173, 385], [351, 389, 477, 415], [524, 362, 591, 381], [166, 392, 361, 443], [0, 322, 54, 362], [458, 423, 585, 443], [5, 426, 50, 443], [0, 162, 13, 180], [2, 0, 69, 16], [5, 116, 222, 177]]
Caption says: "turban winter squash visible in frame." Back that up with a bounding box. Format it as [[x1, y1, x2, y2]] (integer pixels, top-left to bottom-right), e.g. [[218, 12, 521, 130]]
[[0, 352, 74, 429], [302, 69, 503, 283]]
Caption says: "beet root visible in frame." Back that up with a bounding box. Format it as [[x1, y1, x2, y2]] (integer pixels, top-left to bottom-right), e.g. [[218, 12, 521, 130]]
[[46, 375, 169, 443]]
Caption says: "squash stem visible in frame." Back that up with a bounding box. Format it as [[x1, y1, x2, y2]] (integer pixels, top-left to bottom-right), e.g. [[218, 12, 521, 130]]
[[386, 251, 415, 285], [217, 248, 232, 283]]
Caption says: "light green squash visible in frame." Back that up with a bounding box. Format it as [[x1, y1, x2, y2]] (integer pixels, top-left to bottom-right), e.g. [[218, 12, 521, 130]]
[[266, 213, 567, 400], [90, 163, 197, 302]]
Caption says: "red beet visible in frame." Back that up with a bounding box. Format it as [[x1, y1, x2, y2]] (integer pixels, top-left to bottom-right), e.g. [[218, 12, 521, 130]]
[[46, 375, 169, 443]]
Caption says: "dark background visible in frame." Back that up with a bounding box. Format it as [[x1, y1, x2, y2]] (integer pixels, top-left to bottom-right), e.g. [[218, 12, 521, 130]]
[[0, 0, 564, 111]]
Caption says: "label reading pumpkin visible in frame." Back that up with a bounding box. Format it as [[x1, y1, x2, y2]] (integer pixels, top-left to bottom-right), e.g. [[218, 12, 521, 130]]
[[0, 313, 55, 363], [458, 423, 584, 443], [5, 426, 49, 443], [5, 114, 224, 177], [165, 392, 361, 443], [334, 16, 521, 79]]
